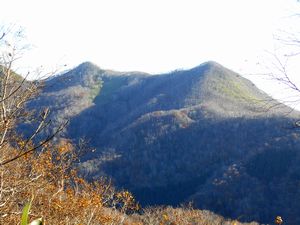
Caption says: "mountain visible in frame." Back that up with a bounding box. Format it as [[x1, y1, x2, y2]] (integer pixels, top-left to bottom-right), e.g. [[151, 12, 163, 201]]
[[25, 61, 300, 224]]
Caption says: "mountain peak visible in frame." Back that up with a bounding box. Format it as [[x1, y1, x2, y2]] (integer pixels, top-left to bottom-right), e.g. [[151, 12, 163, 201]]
[[187, 61, 226, 75], [76, 61, 100, 71], [192, 61, 225, 71], [202, 60, 221, 67]]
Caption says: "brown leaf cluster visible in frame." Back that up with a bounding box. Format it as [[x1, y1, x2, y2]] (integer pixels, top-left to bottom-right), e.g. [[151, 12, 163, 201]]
[[0, 142, 139, 224]]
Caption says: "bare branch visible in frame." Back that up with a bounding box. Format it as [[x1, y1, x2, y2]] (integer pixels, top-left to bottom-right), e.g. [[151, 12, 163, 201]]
[[0, 33, 5, 41], [0, 120, 69, 167]]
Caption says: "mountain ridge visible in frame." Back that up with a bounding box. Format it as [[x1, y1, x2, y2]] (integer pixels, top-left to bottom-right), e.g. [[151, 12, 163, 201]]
[[24, 61, 300, 224]]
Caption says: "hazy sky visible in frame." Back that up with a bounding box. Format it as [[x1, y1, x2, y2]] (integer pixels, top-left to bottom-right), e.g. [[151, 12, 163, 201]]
[[1, 0, 300, 102]]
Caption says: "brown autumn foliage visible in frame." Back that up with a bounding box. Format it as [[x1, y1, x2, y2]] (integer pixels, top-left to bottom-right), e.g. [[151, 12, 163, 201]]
[[0, 141, 142, 224]]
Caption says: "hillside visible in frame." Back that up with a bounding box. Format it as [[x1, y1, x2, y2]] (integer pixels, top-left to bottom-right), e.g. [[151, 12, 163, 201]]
[[25, 61, 300, 224]]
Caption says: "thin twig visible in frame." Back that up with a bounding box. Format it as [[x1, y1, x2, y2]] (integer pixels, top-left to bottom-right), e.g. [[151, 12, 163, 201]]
[[0, 120, 68, 167]]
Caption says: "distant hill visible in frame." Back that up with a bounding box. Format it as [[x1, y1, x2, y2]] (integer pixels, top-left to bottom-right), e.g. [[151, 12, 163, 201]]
[[25, 61, 300, 224]]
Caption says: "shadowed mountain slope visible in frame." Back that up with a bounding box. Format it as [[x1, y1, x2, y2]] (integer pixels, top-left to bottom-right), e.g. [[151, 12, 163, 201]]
[[26, 61, 300, 224]]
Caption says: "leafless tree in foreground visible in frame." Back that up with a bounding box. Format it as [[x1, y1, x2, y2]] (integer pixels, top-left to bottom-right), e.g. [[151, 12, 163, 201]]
[[255, 5, 300, 127], [0, 25, 67, 166]]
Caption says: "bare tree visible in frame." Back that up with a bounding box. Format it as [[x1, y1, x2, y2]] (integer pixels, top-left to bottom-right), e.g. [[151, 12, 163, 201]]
[[0, 25, 67, 166], [255, 5, 300, 124], [0, 25, 68, 222]]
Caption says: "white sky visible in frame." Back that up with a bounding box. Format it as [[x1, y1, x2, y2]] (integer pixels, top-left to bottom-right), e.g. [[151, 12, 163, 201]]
[[1, 0, 300, 104]]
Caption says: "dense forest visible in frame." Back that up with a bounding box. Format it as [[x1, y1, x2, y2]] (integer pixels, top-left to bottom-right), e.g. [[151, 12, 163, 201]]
[[22, 59, 300, 225]]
